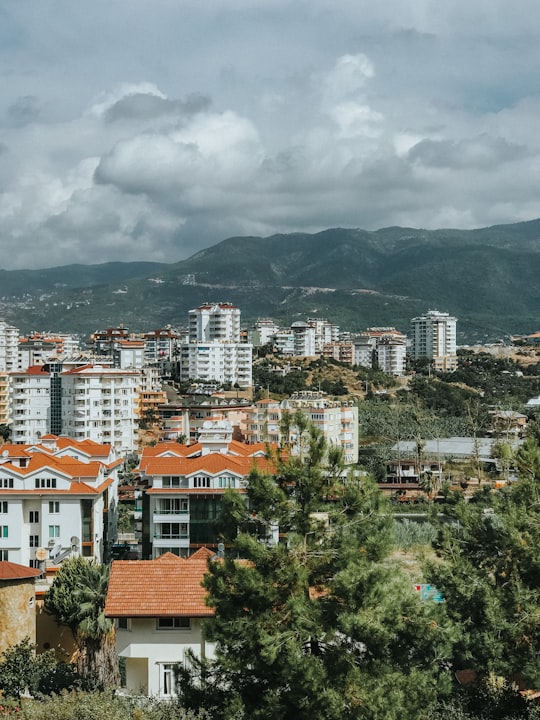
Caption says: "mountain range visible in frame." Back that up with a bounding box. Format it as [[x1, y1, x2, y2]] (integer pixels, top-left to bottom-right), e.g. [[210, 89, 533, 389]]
[[3, 219, 540, 341]]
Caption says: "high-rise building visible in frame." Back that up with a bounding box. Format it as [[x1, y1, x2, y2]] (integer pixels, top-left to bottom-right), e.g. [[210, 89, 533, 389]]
[[189, 303, 241, 342], [411, 310, 457, 371], [180, 303, 252, 387], [0, 322, 20, 373]]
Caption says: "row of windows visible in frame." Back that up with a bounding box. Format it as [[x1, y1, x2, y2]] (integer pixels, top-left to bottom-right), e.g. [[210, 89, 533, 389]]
[[161, 475, 237, 489], [117, 617, 191, 631], [35, 478, 57, 489]]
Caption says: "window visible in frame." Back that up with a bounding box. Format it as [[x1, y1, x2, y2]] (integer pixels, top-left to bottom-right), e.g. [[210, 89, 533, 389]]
[[160, 663, 178, 697], [157, 498, 188, 514], [0, 479, 13, 489], [48, 501, 60, 514], [162, 476, 187, 489], [29, 535, 39, 547], [29, 510, 39, 523], [0, 550, 8, 560], [157, 523, 188, 539], [157, 617, 190, 630], [0, 501, 7, 514], [218, 476, 236, 489], [35, 478, 57, 489], [48, 525, 60, 539], [193, 475, 210, 488], [117, 617, 130, 630], [0, 526, 8, 538]]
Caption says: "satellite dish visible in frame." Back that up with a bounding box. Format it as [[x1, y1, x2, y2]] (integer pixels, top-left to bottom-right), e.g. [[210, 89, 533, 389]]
[[49, 544, 62, 560], [2, 450, 8, 457], [70, 536, 80, 547], [35, 548, 47, 561]]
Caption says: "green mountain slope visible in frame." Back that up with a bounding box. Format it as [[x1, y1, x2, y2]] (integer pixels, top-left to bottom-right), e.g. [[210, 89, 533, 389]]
[[2, 220, 540, 340]]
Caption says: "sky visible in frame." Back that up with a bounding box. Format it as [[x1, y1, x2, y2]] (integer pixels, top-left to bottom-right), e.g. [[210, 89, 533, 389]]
[[2, 0, 540, 269]]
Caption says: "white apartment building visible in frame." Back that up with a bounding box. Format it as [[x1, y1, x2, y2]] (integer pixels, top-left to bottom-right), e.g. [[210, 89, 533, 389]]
[[180, 303, 252, 388], [0, 435, 120, 566], [291, 322, 316, 357], [18, 334, 80, 372], [61, 365, 139, 454], [375, 336, 407, 376], [246, 393, 358, 464], [411, 310, 458, 371], [188, 303, 241, 342], [139, 328, 180, 364], [272, 331, 295, 356], [10, 366, 52, 444], [0, 322, 20, 372], [0, 372, 10, 426], [354, 336, 375, 368], [307, 319, 340, 352], [248, 319, 281, 347], [178, 343, 253, 388]]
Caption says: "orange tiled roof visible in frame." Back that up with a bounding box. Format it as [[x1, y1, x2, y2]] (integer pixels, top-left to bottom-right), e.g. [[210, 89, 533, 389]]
[[0, 561, 43, 580], [105, 555, 213, 618], [140, 453, 272, 477]]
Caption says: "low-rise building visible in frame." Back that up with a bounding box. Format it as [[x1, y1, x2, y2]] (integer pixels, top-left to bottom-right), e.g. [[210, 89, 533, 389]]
[[0, 435, 121, 566], [137, 421, 272, 558], [105, 550, 216, 698]]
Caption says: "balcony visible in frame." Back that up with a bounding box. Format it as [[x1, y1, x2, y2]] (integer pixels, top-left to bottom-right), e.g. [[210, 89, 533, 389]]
[[153, 511, 189, 523]]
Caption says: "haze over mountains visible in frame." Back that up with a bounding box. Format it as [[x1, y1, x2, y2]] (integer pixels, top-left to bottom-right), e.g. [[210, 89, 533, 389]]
[[3, 219, 540, 341]]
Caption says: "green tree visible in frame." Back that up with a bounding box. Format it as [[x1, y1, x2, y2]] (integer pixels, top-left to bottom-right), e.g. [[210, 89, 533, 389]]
[[0, 638, 79, 700], [426, 475, 540, 688], [178, 426, 453, 720], [44, 557, 119, 689]]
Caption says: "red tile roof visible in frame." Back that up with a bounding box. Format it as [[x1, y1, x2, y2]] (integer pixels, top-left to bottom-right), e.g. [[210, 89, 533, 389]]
[[105, 555, 213, 618], [0, 561, 43, 580]]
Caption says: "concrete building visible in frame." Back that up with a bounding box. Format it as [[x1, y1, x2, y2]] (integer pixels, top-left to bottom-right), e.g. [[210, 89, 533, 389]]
[[61, 365, 139, 454], [189, 302, 241, 343], [411, 310, 458, 371], [375, 336, 407, 376], [179, 303, 253, 388], [0, 435, 121, 566], [291, 322, 316, 357], [138, 421, 272, 558], [10, 366, 52, 444], [0, 321, 20, 373], [105, 550, 216, 698], [246, 393, 358, 464]]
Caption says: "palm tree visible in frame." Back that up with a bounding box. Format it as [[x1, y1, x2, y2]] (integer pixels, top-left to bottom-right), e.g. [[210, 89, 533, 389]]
[[44, 557, 119, 688]]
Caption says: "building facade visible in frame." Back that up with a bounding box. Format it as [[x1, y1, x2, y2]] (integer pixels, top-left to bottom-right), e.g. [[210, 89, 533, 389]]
[[0, 435, 121, 566], [411, 310, 458, 371], [138, 421, 271, 558]]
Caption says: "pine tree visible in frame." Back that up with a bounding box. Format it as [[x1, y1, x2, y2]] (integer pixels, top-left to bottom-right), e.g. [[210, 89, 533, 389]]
[[426, 471, 540, 688], [178, 424, 454, 720]]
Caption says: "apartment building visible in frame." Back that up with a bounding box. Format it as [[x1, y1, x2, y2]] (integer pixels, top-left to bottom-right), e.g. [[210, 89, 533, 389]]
[[10, 366, 52, 444], [18, 333, 80, 371], [139, 328, 180, 364], [0, 322, 20, 373], [138, 420, 272, 558], [188, 302, 241, 342], [246, 392, 358, 464], [411, 310, 458, 371], [291, 322, 316, 357], [179, 303, 253, 388], [61, 365, 139, 454], [0, 435, 121, 566], [375, 336, 407, 376]]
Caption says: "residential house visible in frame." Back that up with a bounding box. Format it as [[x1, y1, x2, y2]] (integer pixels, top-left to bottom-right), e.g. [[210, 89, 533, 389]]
[[137, 420, 272, 558], [0, 435, 121, 566], [105, 550, 216, 697]]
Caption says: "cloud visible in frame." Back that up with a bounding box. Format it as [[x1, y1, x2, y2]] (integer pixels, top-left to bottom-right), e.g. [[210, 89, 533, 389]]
[[0, 2, 540, 268]]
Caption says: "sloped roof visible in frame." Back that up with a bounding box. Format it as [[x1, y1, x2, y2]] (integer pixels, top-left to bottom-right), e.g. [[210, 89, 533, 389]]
[[105, 554, 213, 618], [139, 452, 272, 478], [0, 561, 42, 580]]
